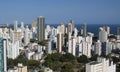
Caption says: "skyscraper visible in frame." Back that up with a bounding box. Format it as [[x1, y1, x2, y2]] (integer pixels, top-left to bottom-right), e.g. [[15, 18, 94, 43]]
[[117, 27, 120, 39], [0, 38, 7, 72], [57, 33, 64, 53], [37, 16, 45, 42], [31, 20, 36, 28], [99, 30, 107, 43], [67, 20, 74, 33], [83, 23, 87, 37], [24, 26, 30, 46], [14, 20, 18, 31]]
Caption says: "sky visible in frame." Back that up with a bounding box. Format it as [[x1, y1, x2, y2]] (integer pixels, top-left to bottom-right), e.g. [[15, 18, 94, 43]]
[[0, 0, 120, 24]]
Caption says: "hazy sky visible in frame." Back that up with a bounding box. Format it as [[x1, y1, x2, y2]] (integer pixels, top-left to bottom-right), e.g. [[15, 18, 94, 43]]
[[0, 0, 120, 24]]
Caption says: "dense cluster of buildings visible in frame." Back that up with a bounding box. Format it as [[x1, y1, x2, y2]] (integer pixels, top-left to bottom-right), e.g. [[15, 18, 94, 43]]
[[0, 16, 119, 72]]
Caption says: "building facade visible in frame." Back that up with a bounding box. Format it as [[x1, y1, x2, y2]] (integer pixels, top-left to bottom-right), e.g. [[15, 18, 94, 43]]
[[37, 16, 45, 42], [0, 38, 7, 72], [86, 57, 116, 72]]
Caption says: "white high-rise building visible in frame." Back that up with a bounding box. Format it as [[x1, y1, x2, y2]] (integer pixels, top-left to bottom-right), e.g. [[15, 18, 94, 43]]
[[51, 27, 57, 36], [7, 40, 20, 59], [72, 37, 77, 56], [68, 37, 77, 56], [57, 33, 64, 53], [86, 57, 116, 72], [73, 28, 78, 37], [86, 36, 92, 45], [60, 23, 66, 34], [45, 25, 51, 40], [102, 40, 112, 55], [68, 32, 72, 40], [24, 26, 30, 46], [47, 39, 52, 54], [68, 39, 72, 53], [81, 41, 91, 58], [99, 30, 108, 43], [14, 20, 18, 31], [94, 40, 102, 55], [77, 36, 92, 57], [21, 22, 25, 38]]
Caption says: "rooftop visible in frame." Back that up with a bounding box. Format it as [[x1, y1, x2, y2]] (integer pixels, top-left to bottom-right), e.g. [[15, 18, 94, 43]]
[[88, 61, 100, 65]]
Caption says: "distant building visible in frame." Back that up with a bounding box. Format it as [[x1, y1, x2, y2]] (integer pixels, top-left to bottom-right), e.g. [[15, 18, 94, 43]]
[[100, 26, 110, 35], [77, 36, 92, 58], [68, 37, 77, 56], [33, 52, 42, 60], [86, 57, 116, 72], [14, 20, 18, 31], [57, 23, 66, 34], [99, 30, 108, 43], [117, 27, 120, 40], [57, 33, 64, 53], [31, 20, 36, 29], [47, 39, 52, 54], [7, 40, 20, 59], [0, 38, 7, 72], [37, 16, 45, 42], [83, 23, 87, 37], [67, 20, 74, 33], [24, 25, 30, 46], [25, 49, 35, 60], [101, 41, 112, 56], [94, 40, 102, 55], [8, 63, 27, 72], [44, 67, 53, 72]]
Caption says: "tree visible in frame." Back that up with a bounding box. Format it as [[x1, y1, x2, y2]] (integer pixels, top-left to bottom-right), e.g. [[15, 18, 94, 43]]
[[77, 55, 89, 64], [28, 60, 39, 68], [44, 59, 53, 68], [51, 52, 62, 61], [30, 39, 36, 43], [7, 58, 14, 68], [14, 55, 28, 66], [44, 53, 62, 70], [38, 40, 48, 46], [51, 61, 62, 71], [61, 62, 74, 72], [44, 53, 76, 71], [111, 56, 120, 63], [89, 54, 98, 61], [60, 53, 75, 62]]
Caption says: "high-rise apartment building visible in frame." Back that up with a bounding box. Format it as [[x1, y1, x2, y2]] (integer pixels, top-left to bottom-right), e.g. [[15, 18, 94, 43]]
[[57, 33, 64, 53], [67, 20, 74, 33], [117, 27, 120, 40], [86, 57, 116, 72], [14, 20, 18, 31], [31, 20, 36, 28], [99, 30, 107, 43], [83, 23, 87, 37], [0, 38, 7, 72], [99, 26, 110, 35], [94, 40, 102, 55], [24, 26, 30, 46], [101, 41, 112, 56], [37, 16, 45, 42], [68, 37, 77, 56]]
